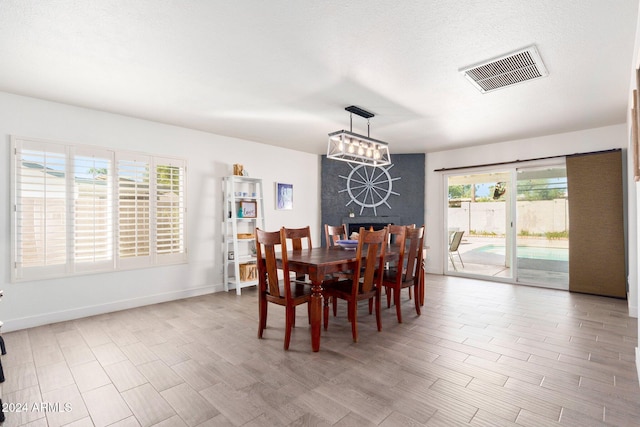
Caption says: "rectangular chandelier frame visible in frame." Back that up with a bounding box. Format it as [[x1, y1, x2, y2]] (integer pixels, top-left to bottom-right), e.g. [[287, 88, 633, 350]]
[[327, 130, 391, 167]]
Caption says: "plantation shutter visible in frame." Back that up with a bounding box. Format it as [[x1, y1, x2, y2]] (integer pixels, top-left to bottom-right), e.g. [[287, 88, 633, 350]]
[[12, 136, 187, 281], [155, 157, 187, 263], [72, 146, 114, 273], [116, 153, 151, 268], [13, 138, 68, 280]]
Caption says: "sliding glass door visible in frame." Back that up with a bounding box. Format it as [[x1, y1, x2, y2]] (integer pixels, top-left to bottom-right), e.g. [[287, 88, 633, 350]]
[[446, 162, 569, 289], [446, 170, 513, 280], [515, 166, 569, 289]]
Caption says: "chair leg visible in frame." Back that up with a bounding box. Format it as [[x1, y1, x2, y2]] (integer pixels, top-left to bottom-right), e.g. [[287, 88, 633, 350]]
[[457, 251, 464, 268], [414, 284, 421, 316], [368, 298, 373, 314], [420, 261, 425, 306], [375, 293, 382, 332], [292, 306, 296, 328], [395, 287, 403, 323], [284, 306, 294, 350], [332, 296, 337, 317], [323, 297, 330, 330], [408, 287, 412, 300], [351, 301, 358, 342], [386, 286, 392, 308], [449, 252, 458, 271], [258, 296, 267, 338]]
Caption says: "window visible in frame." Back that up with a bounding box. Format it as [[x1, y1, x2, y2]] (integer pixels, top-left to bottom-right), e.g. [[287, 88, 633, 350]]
[[11, 136, 187, 281]]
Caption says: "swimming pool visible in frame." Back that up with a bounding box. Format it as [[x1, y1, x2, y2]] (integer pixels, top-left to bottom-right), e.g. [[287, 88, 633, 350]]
[[477, 244, 568, 262]]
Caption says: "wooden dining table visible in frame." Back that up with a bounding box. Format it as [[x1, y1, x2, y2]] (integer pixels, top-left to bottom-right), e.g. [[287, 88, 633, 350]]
[[270, 244, 425, 351], [277, 245, 419, 352]]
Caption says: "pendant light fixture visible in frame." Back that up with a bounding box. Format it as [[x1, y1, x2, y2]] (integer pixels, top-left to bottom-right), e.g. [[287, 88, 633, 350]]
[[327, 105, 391, 167]]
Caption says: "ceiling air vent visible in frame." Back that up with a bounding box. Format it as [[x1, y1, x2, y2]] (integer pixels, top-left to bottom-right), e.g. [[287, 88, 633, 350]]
[[459, 45, 548, 93]]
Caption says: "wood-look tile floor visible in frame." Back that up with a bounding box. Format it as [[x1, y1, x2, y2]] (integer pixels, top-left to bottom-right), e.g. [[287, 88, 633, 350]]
[[1, 275, 639, 426]]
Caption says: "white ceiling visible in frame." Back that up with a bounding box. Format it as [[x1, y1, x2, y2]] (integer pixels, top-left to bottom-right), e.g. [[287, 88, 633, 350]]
[[1, 1, 638, 155]]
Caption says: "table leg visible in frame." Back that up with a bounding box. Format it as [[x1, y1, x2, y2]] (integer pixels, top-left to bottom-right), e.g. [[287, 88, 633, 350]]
[[309, 270, 322, 352]]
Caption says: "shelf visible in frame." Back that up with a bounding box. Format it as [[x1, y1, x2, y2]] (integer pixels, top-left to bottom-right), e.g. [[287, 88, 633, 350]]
[[225, 236, 256, 241], [222, 175, 265, 295], [227, 255, 257, 263], [226, 280, 259, 289]]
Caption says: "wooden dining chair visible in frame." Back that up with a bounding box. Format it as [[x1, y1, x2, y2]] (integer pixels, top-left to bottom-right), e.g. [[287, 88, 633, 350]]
[[322, 223, 352, 316], [384, 224, 407, 308], [322, 227, 388, 342], [283, 226, 313, 282], [256, 227, 312, 350], [324, 223, 348, 247], [283, 226, 313, 250], [382, 225, 425, 323]]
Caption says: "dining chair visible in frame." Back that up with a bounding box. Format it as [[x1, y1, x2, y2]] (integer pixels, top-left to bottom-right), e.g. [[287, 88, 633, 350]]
[[256, 227, 312, 350], [382, 225, 424, 323], [449, 230, 465, 271], [283, 226, 313, 281], [384, 224, 408, 308], [324, 223, 348, 247], [322, 227, 388, 342], [322, 223, 351, 316], [283, 226, 313, 250], [385, 223, 417, 301]]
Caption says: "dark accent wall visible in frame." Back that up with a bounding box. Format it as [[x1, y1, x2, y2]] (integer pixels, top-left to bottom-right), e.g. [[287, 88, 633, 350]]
[[321, 153, 425, 246]]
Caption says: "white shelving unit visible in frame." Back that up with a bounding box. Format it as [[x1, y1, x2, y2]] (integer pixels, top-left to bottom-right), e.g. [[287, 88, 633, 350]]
[[222, 176, 265, 295]]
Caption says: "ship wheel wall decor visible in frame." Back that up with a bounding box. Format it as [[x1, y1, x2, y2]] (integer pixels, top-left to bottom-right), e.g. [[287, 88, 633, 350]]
[[338, 163, 401, 216]]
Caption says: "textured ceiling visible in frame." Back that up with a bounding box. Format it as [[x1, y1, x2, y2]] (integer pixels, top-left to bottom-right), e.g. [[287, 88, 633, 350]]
[[0, 1, 638, 154]]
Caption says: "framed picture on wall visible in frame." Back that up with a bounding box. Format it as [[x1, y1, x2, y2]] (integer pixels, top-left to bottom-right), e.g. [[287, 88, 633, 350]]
[[276, 182, 293, 210]]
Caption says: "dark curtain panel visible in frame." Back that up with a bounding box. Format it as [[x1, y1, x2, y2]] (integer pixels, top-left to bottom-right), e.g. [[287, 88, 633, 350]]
[[566, 150, 626, 298]]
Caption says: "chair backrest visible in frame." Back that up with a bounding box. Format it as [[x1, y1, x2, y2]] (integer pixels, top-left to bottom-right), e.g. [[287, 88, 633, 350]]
[[386, 224, 407, 267], [352, 227, 388, 295], [283, 226, 312, 251], [255, 228, 291, 299], [449, 230, 464, 252], [403, 226, 425, 285], [324, 224, 347, 247]]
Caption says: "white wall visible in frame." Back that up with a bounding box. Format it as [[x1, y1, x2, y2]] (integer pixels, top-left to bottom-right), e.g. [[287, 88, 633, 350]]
[[627, 0, 640, 383], [0, 91, 320, 331], [424, 124, 634, 308]]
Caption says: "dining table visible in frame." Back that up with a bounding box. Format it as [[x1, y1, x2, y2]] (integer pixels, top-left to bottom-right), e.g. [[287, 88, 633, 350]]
[[279, 245, 418, 352]]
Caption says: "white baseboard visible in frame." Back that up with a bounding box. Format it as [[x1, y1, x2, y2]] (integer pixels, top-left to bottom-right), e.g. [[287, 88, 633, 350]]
[[2, 284, 224, 332]]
